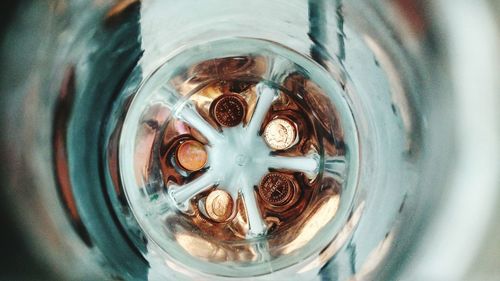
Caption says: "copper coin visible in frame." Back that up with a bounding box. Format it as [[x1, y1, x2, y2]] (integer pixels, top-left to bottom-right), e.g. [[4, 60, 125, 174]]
[[205, 190, 234, 222], [258, 173, 294, 206], [263, 118, 297, 150], [176, 140, 208, 172], [212, 94, 246, 127]]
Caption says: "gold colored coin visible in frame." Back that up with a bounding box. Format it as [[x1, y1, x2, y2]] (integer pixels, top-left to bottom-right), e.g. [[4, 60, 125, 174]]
[[176, 140, 208, 172], [205, 190, 234, 222], [263, 118, 297, 150]]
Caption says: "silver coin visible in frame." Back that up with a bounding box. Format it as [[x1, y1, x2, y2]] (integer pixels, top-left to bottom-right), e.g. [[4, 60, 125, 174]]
[[263, 118, 297, 150]]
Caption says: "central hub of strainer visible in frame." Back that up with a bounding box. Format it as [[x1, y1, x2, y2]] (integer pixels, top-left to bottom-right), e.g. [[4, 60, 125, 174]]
[[119, 38, 358, 277], [236, 154, 249, 166]]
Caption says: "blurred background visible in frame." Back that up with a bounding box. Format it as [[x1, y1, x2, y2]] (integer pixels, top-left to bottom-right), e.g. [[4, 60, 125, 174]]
[[0, 0, 499, 280]]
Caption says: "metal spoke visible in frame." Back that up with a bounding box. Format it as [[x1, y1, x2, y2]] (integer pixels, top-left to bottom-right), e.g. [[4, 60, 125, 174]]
[[223, 169, 242, 210], [245, 83, 277, 137], [157, 84, 182, 108], [240, 177, 267, 238], [267, 154, 320, 177], [157, 84, 222, 143], [177, 103, 222, 143], [267, 56, 295, 83], [324, 156, 347, 183], [252, 239, 272, 263], [168, 170, 218, 211]]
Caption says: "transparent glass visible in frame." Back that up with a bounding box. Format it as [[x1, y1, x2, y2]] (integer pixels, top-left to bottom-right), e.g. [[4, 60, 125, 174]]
[[0, 0, 498, 280], [119, 38, 357, 277]]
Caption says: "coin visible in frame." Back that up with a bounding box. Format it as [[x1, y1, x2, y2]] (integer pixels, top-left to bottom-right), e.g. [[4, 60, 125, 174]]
[[212, 94, 246, 127], [258, 172, 294, 206], [176, 140, 208, 172], [191, 57, 253, 79], [263, 118, 297, 150], [205, 190, 234, 222]]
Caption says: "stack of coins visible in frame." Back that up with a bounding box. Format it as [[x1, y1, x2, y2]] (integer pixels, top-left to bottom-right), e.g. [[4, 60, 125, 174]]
[[211, 94, 247, 127], [258, 172, 296, 207]]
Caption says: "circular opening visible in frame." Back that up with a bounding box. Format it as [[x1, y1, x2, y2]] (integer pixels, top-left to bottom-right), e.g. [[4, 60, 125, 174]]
[[119, 38, 358, 276]]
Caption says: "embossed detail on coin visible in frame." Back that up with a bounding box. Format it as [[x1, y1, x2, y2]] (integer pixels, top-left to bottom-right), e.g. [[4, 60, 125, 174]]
[[259, 173, 294, 206], [176, 140, 208, 172], [212, 94, 246, 127], [205, 190, 234, 222], [263, 118, 297, 150]]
